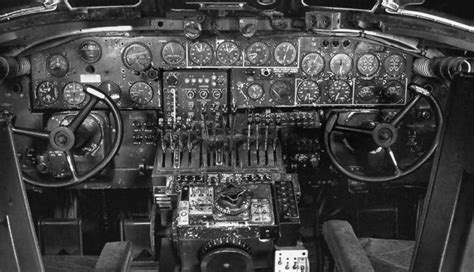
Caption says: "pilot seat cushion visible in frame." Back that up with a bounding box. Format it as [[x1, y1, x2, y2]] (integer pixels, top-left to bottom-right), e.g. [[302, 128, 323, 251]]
[[359, 238, 415, 272]]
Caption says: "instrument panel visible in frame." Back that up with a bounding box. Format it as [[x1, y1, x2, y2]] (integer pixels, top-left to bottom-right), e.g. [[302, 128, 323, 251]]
[[30, 35, 412, 111]]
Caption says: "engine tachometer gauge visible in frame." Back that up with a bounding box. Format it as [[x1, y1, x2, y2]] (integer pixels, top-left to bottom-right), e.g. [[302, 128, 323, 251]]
[[297, 80, 320, 104], [383, 54, 406, 76], [246, 83, 264, 100], [79, 40, 101, 63], [301, 53, 325, 76], [37, 81, 59, 105], [129, 82, 153, 105], [246, 42, 270, 65], [47, 54, 69, 77], [122, 43, 152, 72], [270, 80, 292, 104], [189, 41, 213, 65], [357, 53, 379, 76], [330, 53, 352, 76], [216, 41, 240, 65], [274, 42, 297, 66], [328, 80, 352, 103], [63, 82, 86, 105], [161, 42, 186, 65]]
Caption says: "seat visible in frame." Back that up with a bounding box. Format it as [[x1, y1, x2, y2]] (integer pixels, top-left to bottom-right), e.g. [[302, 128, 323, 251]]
[[43, 241, 133, 272], [322, 220, 415, 272]]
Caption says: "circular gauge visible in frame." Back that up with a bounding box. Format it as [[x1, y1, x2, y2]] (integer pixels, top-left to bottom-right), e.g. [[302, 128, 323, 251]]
[[79, 40, 101, 63], [123, 43, 152, 72], [189, 41, 213, 65], [270, 80, 292, 104], [161, 42, 185, 65], [63, 82, 86, 105], [246, 84, 264, 100], [36, 81, 59, 105], [301, 53, 325, 76], [129, 82, 153, 105], [356, 80, 379, 103], [246, 42, 270, 65], [330, 53, 352, 76], [297, 80, 320, 104], [328, 80, 352, 103], [99, 81, 122, 102], [47, 54, 69, 77], [383, 80, 404, 103], [274, 42, 297, 66], [357, 53, 379, 76], [216, 41, 240, 65], [383, 54, 406, 76]]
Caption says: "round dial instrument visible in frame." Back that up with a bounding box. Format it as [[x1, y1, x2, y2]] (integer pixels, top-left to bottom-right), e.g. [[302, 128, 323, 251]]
[[330, 53, 352, 76], [297, 80, 320, 104], [47, 54, 69, 77], [99, 81, 122, 102], [270, 80, 292, 104], [301, 53, 325, 76], [246, 42, 270, 65], [383, 54, 406, 76], [356, 80, 378, 103], [274, 42, 297, 66], [63, 82, 86, 105], [122, 43, 152, 72], [189, 41, 213, 65], [129, 82, 153, 105], [161, 42, 185, 65], [216, 41, 240, 65], [383, 80, 404, 103], [357, 53, 379, 76], [79, 40, 101, 63], [246, 84, 264, 100], [328, 80, 352, 103], [37, 81, 59, 105]]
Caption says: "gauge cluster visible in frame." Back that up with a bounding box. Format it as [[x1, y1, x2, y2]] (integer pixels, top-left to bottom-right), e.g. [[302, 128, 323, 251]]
[[30, 35, 411, 111]]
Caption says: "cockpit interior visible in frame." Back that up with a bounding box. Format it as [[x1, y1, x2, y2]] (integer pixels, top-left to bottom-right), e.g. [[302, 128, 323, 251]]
[[1, 0, 474, 271]]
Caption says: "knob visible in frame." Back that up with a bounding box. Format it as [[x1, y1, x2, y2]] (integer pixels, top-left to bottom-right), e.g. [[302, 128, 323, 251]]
[[166, 74, 179, 86]]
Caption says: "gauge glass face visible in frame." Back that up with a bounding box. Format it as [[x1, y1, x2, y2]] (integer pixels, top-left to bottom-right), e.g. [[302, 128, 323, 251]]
[[99, 81, 122, 102], [383, 54, 406, 76], [301, 53, 325, 76], [328, 80, 352, 103], [63, 82, 86, 105], [384, 80, 404, 103], [123, 43, 152, 72], [274, 42, 297, 66], [79, 40, 101, 63], [357, 53, 379, 76], [216, 41, 241, 65], [297, 80, 320, 104], [246, 42, 270, 65], [189, 42, 213, 65], [356, 80, 378, 103], [246, 84, 264, 100], [37, 81, 59, 105], [330, 53, 352, 76], [129, 82, 153, 105], [270, 80, 292, 104], [47, 54, 69, 77], [161, 42, 185, 65]]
